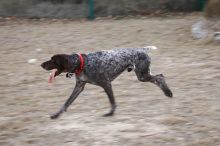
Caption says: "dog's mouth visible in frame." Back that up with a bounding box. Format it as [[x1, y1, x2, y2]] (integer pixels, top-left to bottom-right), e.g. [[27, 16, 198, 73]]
[[48, 68, 58, 83]]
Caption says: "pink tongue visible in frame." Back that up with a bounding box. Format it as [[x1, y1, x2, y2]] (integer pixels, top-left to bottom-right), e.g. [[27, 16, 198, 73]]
[[48, 69, 58, 83]]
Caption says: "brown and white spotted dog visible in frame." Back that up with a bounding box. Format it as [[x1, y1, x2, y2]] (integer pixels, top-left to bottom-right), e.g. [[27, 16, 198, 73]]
[[41, 47, 173, 119]]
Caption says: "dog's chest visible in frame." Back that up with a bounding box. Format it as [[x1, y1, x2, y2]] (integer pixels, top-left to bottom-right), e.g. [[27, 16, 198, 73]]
[[78, 73, 98, 84], [77, 73, 88, 81]]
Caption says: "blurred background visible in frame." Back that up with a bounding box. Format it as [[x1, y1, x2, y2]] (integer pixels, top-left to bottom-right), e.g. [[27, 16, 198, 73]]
[[0, 0, 211, 18], [0, 0, 220, 146]]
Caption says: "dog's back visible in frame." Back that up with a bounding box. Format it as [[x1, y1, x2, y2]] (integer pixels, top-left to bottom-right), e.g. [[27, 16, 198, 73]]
[[84, 48, 150, 81]]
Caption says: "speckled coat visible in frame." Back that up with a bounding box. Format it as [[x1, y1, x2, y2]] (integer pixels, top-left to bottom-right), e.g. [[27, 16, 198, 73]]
[[41, 47, 173, 119], [79, 48, 151, 84]]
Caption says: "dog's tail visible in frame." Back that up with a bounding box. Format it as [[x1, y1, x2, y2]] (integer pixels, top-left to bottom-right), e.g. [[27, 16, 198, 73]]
[[143, 46, 158, 52]]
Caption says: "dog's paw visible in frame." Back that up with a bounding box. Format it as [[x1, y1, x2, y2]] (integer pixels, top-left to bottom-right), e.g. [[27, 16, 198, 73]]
[[155, 74, 173, 98], [102, 112, 114, 117], [50, 113, 60, 119], [165, 89, 173, 98]]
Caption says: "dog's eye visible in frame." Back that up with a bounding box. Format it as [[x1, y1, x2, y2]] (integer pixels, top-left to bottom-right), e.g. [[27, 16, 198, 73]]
[[51, 60, 57, 64]]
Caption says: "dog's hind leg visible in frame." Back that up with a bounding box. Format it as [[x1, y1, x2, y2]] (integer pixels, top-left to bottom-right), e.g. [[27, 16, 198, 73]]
[[135, 66, 173, 98], [50, 80, 86, 119], [101, 82, 117, 117], [149, 74, 173, 97]]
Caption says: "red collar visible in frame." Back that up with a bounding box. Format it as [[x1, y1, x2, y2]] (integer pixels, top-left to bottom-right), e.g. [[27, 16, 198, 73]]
[[75, 53, 85, 76]]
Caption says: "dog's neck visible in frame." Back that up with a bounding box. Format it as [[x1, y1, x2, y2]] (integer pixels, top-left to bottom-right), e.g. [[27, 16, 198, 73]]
[[72, 53, 85, 76]]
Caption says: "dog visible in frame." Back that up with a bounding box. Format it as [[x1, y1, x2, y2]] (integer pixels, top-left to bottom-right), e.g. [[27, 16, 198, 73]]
[[41, 47, 173, 119]]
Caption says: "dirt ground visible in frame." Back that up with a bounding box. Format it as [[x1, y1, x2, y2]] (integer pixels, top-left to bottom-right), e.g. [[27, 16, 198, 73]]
[[0, 14, 220, 146]]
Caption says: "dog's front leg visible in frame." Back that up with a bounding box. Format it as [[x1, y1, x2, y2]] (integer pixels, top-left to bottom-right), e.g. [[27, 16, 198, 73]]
[[101, 83, 117, 117], [51, 80, 86, 119]]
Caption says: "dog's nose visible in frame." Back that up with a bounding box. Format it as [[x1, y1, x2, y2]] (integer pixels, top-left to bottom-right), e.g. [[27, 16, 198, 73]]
[[41, 63, 45, 68]]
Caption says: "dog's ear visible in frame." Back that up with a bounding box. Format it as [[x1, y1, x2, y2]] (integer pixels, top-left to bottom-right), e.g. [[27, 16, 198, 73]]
[[70, 53, 80, 63], [69, 53, 81, 68], [51, 54, 69, 68]]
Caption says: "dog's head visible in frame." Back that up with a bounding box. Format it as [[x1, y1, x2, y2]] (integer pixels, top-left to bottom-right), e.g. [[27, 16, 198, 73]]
[[41, 54, 80, 77]]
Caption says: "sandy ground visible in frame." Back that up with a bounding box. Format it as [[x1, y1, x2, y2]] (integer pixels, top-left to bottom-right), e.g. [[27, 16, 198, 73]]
[[0, 14, 220, 146]]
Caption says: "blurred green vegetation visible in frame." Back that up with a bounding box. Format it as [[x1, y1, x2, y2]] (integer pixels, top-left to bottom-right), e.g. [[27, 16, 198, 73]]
[[0, 0, 213, 19]]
